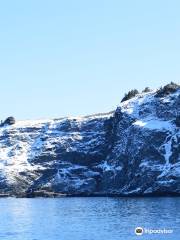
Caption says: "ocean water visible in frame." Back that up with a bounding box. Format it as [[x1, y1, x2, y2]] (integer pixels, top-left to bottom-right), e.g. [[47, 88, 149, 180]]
[[0, 197, 179, 240]]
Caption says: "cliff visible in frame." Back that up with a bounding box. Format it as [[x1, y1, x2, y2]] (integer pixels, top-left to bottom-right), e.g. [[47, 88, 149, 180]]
[[0, 85, 179, 197]]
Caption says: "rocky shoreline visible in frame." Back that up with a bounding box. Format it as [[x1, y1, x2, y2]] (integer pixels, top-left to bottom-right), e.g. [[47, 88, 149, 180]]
[[2, 189, 180, 198]]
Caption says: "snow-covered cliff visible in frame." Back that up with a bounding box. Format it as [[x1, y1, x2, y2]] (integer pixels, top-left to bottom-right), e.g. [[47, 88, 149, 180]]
[[0, 86, 179, 197]]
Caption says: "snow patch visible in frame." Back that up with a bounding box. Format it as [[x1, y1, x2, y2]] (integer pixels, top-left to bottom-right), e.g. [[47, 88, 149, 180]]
[[133, 119, 174, 131]]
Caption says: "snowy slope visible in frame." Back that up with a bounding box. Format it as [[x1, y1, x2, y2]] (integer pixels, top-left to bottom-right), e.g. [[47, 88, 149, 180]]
[[0, 87, 179, 196]]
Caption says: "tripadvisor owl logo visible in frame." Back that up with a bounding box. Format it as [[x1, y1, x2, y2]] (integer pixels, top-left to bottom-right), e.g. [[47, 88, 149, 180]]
[[135, 227, 144, 235]]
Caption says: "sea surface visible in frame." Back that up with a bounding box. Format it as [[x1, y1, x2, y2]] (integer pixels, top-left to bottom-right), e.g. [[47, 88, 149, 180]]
[[0, 197, 179, 240]]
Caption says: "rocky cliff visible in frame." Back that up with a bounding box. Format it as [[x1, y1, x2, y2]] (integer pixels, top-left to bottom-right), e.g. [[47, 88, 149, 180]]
[[0, 85, 179, 197]]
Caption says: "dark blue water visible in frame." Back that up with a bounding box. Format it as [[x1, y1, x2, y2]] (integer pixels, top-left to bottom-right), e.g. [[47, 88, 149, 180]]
[[0, 197, 179, 240]]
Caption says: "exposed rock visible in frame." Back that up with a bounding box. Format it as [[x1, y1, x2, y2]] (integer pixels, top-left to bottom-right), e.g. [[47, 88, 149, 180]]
[[0, 86, 179, 197], [2, 116, 16, 126]]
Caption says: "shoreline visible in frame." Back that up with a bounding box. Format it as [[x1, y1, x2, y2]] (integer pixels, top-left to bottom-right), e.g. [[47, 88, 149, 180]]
[[1, 192, 180, 198]]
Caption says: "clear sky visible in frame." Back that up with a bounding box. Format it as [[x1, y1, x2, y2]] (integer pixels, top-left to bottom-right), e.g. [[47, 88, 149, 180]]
[[0, 0, 179, 120]]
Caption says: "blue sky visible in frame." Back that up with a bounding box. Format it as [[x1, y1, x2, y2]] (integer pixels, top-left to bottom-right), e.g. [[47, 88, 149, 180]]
[[0, 0, 179, 120]]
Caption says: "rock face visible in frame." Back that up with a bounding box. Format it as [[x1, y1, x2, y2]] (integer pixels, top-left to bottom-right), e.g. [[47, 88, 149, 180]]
[[0, 87, 179, 197]]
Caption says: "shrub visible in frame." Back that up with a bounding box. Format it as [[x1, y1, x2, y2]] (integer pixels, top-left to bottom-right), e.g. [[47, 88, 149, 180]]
[[142, 87, 151, 93], [3, 116, 16, 125], [155, 82, 179, 97], [121, 89, 139, 102]]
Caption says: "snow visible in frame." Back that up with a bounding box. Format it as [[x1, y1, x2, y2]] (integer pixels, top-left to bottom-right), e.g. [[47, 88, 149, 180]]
[[133, 119, 174, 131], [144, 120, 173, 130], [0, 138, 39, 184], [170, 163, 180, 177], [144, 187, 153, 194], [133, 120, 147, 127], [125, 187, 141, 194], [157, 179, 175, 185], [120, 91, 156, 118], [122, 89, 179, 179], [68, 112, 113, 121], [13, 119, 53, 128], [140, 161, 164, 171], [99, 161, 113, 171], [99, 161, 122, 173], [158, 130, 179, 178], [0, 110, 111, 185], [119, 89, 177, 132], [0, 88, 179, 192]]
